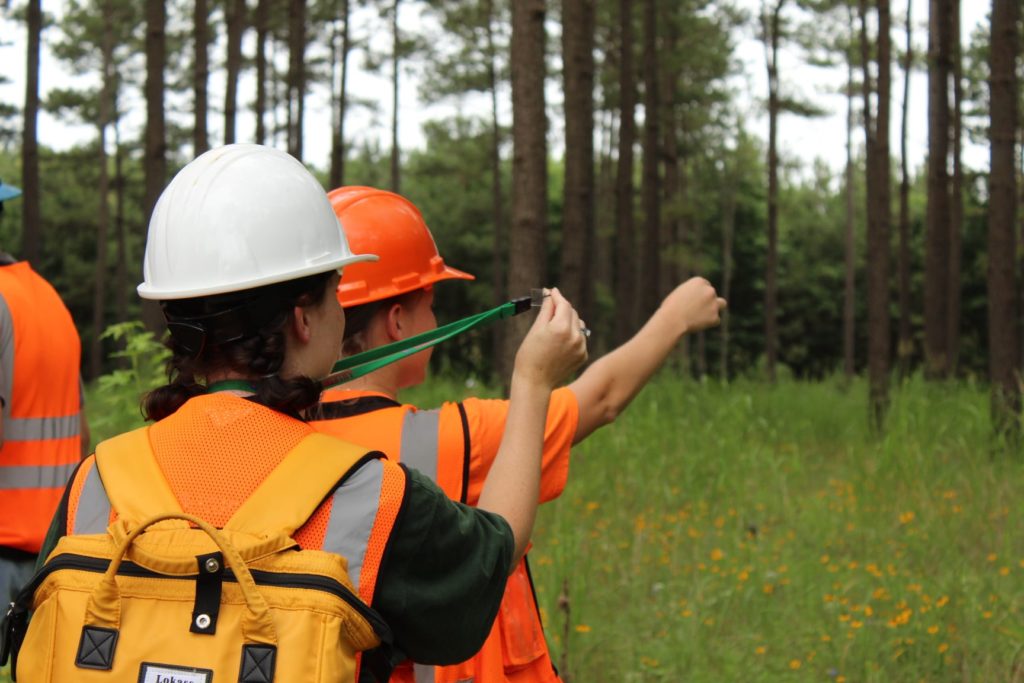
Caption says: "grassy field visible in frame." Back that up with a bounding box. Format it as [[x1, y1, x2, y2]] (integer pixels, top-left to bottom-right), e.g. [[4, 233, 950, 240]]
[[6, 374, 1022, 682], [510, 375, 1023, 683]]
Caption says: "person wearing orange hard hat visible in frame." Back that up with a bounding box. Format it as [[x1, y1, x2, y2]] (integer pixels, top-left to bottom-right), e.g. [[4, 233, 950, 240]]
[[312, 186, 728, 683], [16, 148, 587, 683]]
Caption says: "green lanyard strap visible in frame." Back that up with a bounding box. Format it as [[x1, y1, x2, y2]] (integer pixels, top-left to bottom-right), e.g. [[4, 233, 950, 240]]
[[321, 296, 533, 389]]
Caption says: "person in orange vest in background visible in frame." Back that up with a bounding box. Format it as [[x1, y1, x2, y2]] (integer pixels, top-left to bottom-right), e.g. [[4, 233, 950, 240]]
[[0, 178, 88, 604], [312, 186, 727, 683], [33, 145, 588, 681]]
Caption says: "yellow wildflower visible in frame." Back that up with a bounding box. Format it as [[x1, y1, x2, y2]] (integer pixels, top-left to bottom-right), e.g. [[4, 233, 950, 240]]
[[789, 659, 801, 670], [575, 624, 591, 633]]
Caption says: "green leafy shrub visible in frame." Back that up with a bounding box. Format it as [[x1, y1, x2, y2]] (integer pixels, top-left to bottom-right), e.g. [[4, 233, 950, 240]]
[[84, 322, 169, 447]]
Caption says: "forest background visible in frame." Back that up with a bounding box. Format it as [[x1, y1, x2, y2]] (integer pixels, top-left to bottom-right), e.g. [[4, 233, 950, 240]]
[[1, 0, 1019, 419], [2, 0, 1024, 681]]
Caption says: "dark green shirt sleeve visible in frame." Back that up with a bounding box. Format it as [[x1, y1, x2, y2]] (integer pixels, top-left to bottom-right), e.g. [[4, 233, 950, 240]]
[[371, 465, 513, 667]]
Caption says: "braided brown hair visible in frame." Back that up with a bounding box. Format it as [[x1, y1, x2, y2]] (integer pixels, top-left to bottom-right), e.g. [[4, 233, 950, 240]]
[[143, 272, 335, 421]]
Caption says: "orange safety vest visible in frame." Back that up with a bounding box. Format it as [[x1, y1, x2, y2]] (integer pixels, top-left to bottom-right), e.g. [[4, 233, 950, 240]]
[[0, 262, 82, 553], [61, 393, 407, 681], [313, 391, 562, 683]]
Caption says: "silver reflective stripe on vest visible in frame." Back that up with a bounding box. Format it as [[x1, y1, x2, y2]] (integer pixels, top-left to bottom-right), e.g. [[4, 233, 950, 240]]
[[0, 294, 13, 408], [0, 463, 77, 490], [321, 457, 385, 592], [400, 409, 440, 484], [4, 414, 80, 441], [73, 462, 112, 534], [412, 664, 435, 683]]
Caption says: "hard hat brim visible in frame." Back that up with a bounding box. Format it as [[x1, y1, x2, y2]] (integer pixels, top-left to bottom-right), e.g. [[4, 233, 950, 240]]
[[0, 185, 23, 202], [138, 252, 378, 301]]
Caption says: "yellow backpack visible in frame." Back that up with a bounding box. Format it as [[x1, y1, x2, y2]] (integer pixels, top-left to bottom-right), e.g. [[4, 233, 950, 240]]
[[1, 428, 392, 683]]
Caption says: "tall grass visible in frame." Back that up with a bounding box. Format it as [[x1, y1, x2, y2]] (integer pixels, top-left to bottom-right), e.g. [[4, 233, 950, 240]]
[[9, 371, 1020, 683], [526, 374, 1023, 682]]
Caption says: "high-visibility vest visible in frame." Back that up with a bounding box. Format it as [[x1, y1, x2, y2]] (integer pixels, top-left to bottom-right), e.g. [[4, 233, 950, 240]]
[[313, 393, 561, 683], [0, 262, 82, 553], [62, 394, 407, 681]]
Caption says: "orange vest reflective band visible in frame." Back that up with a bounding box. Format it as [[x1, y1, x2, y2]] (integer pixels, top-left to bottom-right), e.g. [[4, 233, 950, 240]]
[[0, 262, 82, 553], [313, 395, 561, 683]]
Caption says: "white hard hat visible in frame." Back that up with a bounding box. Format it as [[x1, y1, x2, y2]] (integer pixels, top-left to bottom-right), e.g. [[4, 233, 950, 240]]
[[138, 144, 377, 300]]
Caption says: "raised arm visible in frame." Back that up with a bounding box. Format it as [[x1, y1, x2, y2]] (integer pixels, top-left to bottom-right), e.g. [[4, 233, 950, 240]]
[[477, 288, 587, 568], [569, 277, 726, 443]]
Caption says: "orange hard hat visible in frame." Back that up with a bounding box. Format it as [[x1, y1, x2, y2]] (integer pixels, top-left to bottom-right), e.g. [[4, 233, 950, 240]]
[[328, 186, 474, 307]]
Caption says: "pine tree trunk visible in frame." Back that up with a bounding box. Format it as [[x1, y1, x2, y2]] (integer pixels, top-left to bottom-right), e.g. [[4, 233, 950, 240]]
[[391, 0, 401, 193], [91, 9, 115, 379], [615, 0, 637, 343], [114, 120, 127, 325], [660, 4, 680, 308], [330, 0, 351, 188], [224, 0, 246, 144], [897, 0, 913, 377], [987, 0, 1021, 438], [868, 0, 892, 429], [143, 0, 168, 333], [719, 154, 736, 381], [844, 2, 857, 381], [561, 0, 595, 323], [594, 107, 617, 354], [486, 0, 506, 377], [288, 0, 306, 160], [506, 0, 548, 383], [924, 0, 952, 378], [21, 0, 41, 264], [254, 0, 269, 144], [947, 0, 963, 375], [763, 0, 785, 383], [194, 0, 209, 155], [639, 0, 660, 323]]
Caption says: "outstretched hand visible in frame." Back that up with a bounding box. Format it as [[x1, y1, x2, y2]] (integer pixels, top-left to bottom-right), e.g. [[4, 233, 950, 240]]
[[663, 277, 727, 335]]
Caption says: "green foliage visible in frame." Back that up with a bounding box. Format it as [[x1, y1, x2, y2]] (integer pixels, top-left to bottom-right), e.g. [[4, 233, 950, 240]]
[[84, 321, 169, 446]]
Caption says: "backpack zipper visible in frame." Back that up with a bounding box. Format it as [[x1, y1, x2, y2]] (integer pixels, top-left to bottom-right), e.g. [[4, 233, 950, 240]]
[[11, 552, 392, 643]]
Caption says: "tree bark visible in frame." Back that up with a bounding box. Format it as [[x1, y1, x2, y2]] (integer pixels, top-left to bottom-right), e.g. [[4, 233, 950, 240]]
[[615, 0, 637, 343], [487, 0, 505, 371], [114, 119, 127, 325], [897, 0, 913, 377], [924, 0, 952, 378], [287, 0, 306, 160], [868, 0, 892, 429], [391, 0, 402, 193], [91, 6, 115, 379], [844, 2, 856, 381], [506, 0, 548, 382], [330, 0, 351, 188], [21, 0, 41, 264], [719, 153, 736, 381], [594, 107, 617, 354], [143, 0, 168, 333], [560, 0, 596, 324], [763, 0, 786, 383], [254, 0, 269, 144], [224, 0, 246, 144], [947, 0, 963, 374], [639, 0, 660, 322], [193, 0, 209, 155], [987, 0, 1021, 438]]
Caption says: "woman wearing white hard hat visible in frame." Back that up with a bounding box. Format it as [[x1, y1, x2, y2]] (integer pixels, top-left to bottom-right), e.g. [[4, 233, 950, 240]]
[[29, 145, 588, 682]]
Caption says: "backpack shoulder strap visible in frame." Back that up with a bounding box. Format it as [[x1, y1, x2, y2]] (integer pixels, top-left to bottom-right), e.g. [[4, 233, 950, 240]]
[[226, 432, 379, 537], [94, 426, 183, 523]]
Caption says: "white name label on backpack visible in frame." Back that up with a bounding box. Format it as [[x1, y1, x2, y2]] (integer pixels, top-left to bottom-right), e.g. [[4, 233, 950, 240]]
[[139, 662, 214, 683]]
